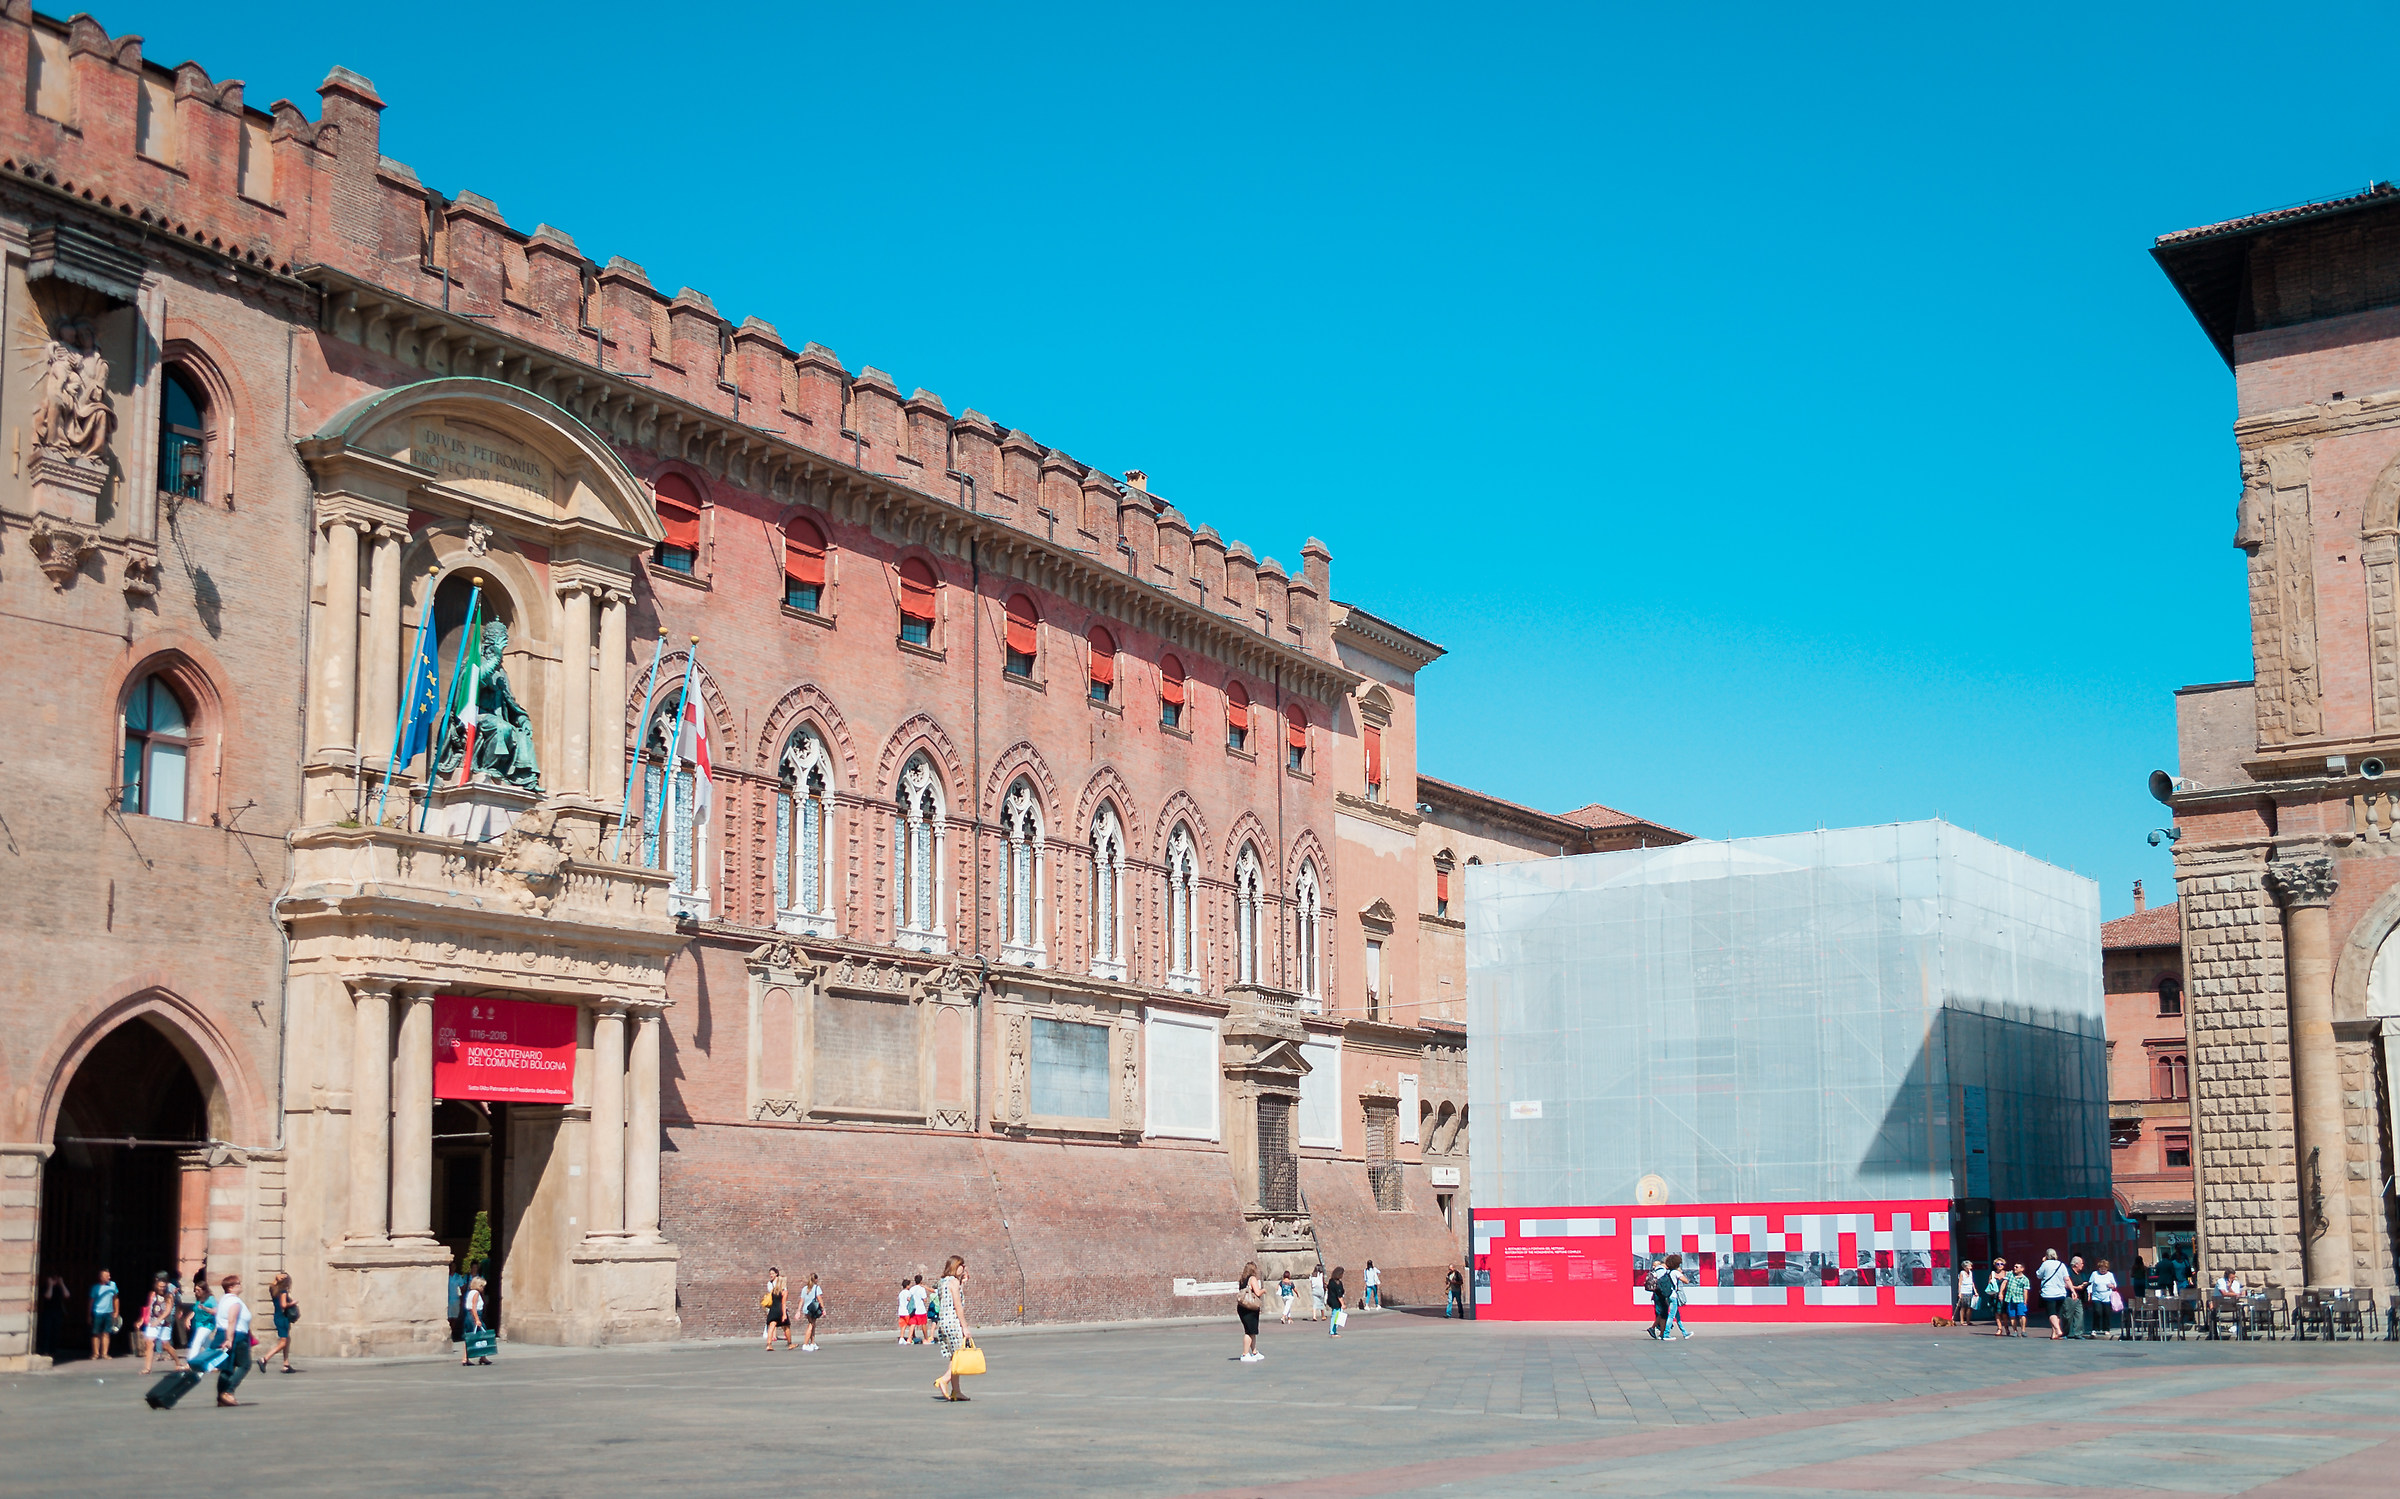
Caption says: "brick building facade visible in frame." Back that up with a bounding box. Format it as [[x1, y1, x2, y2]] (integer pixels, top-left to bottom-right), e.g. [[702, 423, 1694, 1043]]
[[0, 5, 1682, 1364], [2101, 885, 2194, 1263], [2153, 186, 2400, 1295]]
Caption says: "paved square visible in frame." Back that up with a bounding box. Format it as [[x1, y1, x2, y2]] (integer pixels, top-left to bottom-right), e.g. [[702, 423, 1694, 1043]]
[[4, 1314, 2396, 1497]]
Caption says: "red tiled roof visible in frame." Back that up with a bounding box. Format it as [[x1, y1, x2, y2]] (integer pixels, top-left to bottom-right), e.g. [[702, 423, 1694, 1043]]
[[2154, 182, 2397, 246], [2102, 901, 2180, 951], [1558, 802, 1690, 838]]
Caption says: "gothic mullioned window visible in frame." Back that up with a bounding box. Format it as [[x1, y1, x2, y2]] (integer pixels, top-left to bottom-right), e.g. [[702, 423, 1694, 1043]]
[[1235, 843, 1263, 987], [1294, 858, 1322, 1003], [1166, 824, 1200, 994], [641, 707, 706, 913], [774, 727, 836, 937], [893, 756, 946, 953], [999, 780, 1046, 968], [1089, 804, 1127, 981]]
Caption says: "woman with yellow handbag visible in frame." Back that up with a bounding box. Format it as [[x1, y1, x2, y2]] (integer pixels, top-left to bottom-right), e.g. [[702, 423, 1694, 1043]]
[[932, 1255, 979, 1401]]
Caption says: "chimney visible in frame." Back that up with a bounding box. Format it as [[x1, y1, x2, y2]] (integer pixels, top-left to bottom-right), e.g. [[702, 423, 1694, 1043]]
[[1125, 470, 1148, 493], [2133, 880, 2146, 913]]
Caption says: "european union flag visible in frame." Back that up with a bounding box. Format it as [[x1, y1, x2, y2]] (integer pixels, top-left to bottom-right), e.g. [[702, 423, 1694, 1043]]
[[377, 613, 444, 824]]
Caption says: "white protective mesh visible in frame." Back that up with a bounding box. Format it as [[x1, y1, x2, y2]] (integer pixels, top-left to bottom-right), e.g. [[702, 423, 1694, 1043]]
[[1466, 821, 2106, 1210]]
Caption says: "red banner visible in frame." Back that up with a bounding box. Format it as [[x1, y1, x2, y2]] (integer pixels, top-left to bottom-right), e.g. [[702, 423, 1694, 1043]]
[[433, 995, 577, 1104]]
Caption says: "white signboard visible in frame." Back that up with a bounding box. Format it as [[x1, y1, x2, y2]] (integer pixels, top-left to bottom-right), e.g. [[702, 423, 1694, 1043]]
[[1398, 1071, 1420, 1149], [1509, 1099, 1543, 1120]]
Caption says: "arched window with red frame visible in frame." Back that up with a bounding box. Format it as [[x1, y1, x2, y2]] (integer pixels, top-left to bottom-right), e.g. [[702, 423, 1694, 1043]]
[[784, 516, 827, 613], [1004, 594, 1039, 676], [1087, 624, 1117, 704], [1159, 654, 1187, 730], [653, 473, 703, 574], [1226, 680, 1250, 752], [2154, 1051, 2188, 1101], [1285, 703, 1308, 772], [898, 558, 939, 646]]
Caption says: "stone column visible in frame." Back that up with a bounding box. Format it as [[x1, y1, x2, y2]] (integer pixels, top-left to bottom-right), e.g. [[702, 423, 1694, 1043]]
[[390, 991, 437, 1246], [362, 525, 404, 767], [595, 593, 631, 820], [559, 583, 593, 794], [588, 1005, 627, 1240], [627, 1010, 663, 1242], [2268, 854, 2352, 1286], [313, 516, 362, 759], [346, 983, 393, 1242]]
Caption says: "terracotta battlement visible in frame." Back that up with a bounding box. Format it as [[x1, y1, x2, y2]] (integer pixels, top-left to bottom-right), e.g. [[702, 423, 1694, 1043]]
[[0, 3, 1333, 658]]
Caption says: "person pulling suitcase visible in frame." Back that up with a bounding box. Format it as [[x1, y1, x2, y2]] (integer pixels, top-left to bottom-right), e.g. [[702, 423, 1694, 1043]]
[[146, 1273, 252, 1410]]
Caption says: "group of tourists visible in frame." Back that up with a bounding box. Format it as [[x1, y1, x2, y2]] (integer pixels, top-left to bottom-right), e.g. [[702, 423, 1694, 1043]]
[[1646, 1254, 1694, 1339], [757, 1259, 979, 1399], [134, 1268, 295, 1410], [1955, 1249, 2126, 1338], [759, 1267, 827, 1351]]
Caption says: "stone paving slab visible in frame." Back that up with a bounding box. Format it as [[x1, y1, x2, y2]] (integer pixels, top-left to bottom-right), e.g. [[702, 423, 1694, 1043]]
[[2, 1315, 2394, 1497]]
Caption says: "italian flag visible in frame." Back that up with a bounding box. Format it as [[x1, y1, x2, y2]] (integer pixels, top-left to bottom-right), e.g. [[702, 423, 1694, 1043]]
[[443, 589, 483, 785], [680, 687, 712, 828]]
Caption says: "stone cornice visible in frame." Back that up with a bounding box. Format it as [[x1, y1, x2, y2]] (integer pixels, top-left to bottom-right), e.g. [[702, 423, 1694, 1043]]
[[1331, 602, 1446, 671], [296, 265, 1362, 706], [1335, 790, 1421, 833], [2235, 388, 2400, 445]]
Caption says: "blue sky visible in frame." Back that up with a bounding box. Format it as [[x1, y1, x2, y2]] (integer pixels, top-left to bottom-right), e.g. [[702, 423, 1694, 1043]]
[[112, 2, 2400, 917]]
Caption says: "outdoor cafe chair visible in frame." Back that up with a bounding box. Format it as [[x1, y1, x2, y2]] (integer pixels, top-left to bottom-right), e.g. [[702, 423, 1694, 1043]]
[[2243, 1292, 2277, 1340], [2292, 1291, 2333, 1341], [2205, 1295, 2246, 1340]]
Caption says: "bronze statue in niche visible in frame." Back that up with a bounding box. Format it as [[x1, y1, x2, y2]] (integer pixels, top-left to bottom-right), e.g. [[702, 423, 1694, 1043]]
[[435, 620, 543, 790]]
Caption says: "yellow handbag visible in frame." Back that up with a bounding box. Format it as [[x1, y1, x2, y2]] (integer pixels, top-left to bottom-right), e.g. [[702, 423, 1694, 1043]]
[[949, 1343, 986, 1377]]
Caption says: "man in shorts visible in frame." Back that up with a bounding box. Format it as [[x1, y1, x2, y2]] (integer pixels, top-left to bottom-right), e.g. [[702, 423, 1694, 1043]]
[[2035, 1249, 2072, 1340]]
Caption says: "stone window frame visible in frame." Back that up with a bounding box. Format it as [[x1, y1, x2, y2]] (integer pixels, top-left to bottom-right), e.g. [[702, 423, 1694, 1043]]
[[647, 468, 712, 584], [1234, 842, 1264, 986], [1089, 802, 1128, 982], [998, 779, 1049, 969], [1294, 858, 1323, 1002], [893, 755, 949, 955], [773, 725, 839, 939], [743, 945, 969, 1128], [1141, 1004, 1220, 1142], [1165, 823, 1202, 993], [639, 702, 711, 920], [113, 650, 223, 826], [157, 345, 237, 510]]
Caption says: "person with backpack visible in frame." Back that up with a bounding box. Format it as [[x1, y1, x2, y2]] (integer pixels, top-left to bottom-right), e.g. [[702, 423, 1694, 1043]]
[[1326, 1268, 1348, 1336], [1277, 1270, 1297, 1325], [137, 1273, 179, 1375], [1647, 1259, 1673, 1339], [1663, 1254, 1694, 1339], [798, 1273, 825, 1350], [1445, 1266, 1465, 1318]]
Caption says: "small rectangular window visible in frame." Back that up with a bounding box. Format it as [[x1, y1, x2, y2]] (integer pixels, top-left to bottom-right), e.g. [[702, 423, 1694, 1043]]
[[785, 580, 821, 613], [1228, 724, 1247, 752], [2163, 1132, 2191, 1169], [654, 545, 696, 574], [1088, 678, 1111, 704], [1288, 743, 1305, 771], [1005, 647, 1034, 676], [901, 617, 934, 647], [1161, 700, 1182, 730]]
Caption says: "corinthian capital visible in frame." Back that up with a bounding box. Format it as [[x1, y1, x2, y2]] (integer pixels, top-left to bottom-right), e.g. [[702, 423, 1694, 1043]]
[[2267, 854, 2339, 909]]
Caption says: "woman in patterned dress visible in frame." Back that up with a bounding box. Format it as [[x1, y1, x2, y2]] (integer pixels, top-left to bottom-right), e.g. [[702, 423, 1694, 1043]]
[[931, 1255, 973, 1402]]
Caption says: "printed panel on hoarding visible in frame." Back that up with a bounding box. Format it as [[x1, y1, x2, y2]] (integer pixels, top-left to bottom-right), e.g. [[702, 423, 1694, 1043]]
[[433, 995, 577, 1103]]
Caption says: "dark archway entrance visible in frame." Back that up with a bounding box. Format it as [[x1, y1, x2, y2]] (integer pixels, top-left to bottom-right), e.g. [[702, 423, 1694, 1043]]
[[434, 1098, 510, 1333], [40, 1019, 210, 1363]]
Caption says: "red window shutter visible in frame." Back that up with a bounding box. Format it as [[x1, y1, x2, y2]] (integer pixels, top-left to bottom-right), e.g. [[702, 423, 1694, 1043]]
[[899, 558, 938, 622], [1364, 725, 1383, 786], [1088, 626, 1116, 687], [1436, 869, 1450, 903], [1285, 703, 1307, 751], [1005, 594, 1039, 655], [655, 473, 703, 550], [1226, 682, 1249, 730], [1159, 655, 1186, 706], [784, 517, 827, 586]]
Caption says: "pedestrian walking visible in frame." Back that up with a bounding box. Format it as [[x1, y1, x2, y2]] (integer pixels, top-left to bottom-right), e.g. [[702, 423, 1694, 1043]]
[[1326, 1268, 1347, 1336], [897, 1279, 916, 1344], [447, 1264, 467, 1344], [1664, 1254, 1693, 1339], [799, 1274, 825, 1350], [762, 1267, 791, 1350], [1363, 1260, 1382, 1310], [912, 1274, 931, 1343], [1310, 1266, 1328, 1322], [2064, 1255, 2091, 1339], [258, 1273, 299, 1373], [2088, 1259, 2120, 1338], [137, 1274, 178, 1374], [89, 1268, 119, 1362], [1277, 1270, 1296, 1324], [210, 1275, 254, 1405], [2036, 1250, 2071, 1340], [459, 1275, 492, 1366], [1983, 1263, 2008, 1336], [1647, 1258, 1673, 1339], [1235, 1261, 1266, 1362], [1955, 1259, 1978, 1325], [1446, 1266, 1465, 1319], [2006, 1262, 2031, 1337], [931, 1256, 976, 1402], [146, 1281, 222, 1410]]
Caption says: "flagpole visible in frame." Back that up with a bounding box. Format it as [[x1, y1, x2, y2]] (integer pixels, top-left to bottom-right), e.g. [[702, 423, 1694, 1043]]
[[651, 637, 700, 872], [610, 627, 669, 863], [419, 583, 482, 833], [376, 566, 441, 826], [453, 576, 488, 787]]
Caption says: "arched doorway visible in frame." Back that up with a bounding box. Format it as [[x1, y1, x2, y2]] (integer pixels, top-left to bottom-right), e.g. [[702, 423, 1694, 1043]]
[[40, 1018, 214, 1363]]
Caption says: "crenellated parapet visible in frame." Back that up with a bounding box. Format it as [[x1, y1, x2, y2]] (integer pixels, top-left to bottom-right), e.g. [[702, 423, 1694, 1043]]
[[0, 3, 1337, 682]]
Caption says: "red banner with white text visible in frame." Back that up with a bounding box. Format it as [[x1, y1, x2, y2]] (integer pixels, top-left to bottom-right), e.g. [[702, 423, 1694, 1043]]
[[433, 995, 577, 1104]]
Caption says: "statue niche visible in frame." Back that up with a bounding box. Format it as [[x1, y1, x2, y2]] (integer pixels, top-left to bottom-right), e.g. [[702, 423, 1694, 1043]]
[[435, 620, 542, 791], [30, 318, 116, 462]]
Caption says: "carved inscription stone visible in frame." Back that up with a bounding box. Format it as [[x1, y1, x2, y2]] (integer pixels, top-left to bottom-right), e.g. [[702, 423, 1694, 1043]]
[[409, 420, 551, 505], [810, 992, 918, 1113]]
